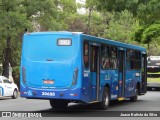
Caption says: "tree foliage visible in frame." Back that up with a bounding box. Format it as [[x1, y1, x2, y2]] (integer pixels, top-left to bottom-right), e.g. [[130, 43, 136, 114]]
[[134, 22, 160, 44], [90, 0, 160, 54], [104, 10, 139, 43], [0, 0, 160, 88], [0, 0, 32, 87]]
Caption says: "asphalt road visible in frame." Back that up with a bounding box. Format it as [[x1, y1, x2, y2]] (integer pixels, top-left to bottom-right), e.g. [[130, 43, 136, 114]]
[[0, 91, 160, 119]]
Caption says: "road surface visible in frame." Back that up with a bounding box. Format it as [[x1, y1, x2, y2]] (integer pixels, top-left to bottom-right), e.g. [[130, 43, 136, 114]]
[[0, 91, 160, 119]]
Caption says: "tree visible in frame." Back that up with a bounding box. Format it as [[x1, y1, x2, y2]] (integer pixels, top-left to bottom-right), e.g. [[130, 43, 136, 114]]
[[91, 0, 160, 25], [103, 10, 139, 43], [137, 0, 160, 25], [134, 22, 160, 54], [0, 0, 29, 79], [0, 0, 80, 88], [66, 13, 88, 33], [93, 0, 160, 51]]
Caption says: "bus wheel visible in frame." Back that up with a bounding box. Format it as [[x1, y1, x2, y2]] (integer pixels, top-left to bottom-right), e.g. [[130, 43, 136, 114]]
[[50, 99, 68, 110], [98, 87, 110, 110], [130, 88, 138, 102]]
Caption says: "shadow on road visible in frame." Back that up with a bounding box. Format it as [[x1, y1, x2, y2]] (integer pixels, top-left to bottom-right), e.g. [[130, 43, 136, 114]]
[[33, 99, 146, 117], [147, 87, 160, 91], [37, 99, 145, 112], [0, 97, 12, 100]]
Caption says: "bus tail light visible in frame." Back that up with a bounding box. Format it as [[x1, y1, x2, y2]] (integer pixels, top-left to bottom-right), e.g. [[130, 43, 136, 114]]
[[72, 68, 78, 86], [22, 66, 26, 84]]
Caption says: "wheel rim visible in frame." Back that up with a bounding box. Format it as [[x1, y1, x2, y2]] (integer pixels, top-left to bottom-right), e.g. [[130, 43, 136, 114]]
[[14, 91, 17, 97], [105, 92, 109, 106]]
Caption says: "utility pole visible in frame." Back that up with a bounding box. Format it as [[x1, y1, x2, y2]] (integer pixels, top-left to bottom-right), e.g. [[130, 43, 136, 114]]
[[88, 7, 92, 35]]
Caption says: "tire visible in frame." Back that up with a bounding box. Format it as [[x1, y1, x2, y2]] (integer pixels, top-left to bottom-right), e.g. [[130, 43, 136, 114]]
[[98, 87, 110, 110], [147, 87, 152, 91], [12, 89, 18, 99], [50, 99, 68, 110], [130, 88, 138, 102]]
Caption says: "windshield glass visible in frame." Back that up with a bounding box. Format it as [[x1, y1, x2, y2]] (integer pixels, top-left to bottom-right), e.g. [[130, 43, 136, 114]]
[[23, 35, 78, 61]]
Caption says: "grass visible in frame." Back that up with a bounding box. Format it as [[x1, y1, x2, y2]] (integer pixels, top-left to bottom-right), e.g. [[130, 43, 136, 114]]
[[147, 77, 160, 83], [148, 72, 160, 74]]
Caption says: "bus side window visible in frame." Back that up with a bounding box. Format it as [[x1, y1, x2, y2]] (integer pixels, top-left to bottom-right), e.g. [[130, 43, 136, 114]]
[[101, 45, 109, 69], [127, 50, 141, 70], [83, 42, 89, 69], [110, 46, 118, 69], [135, 51, 141, 69]]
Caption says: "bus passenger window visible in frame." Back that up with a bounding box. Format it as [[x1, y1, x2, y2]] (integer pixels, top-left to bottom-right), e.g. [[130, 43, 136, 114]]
[[110, 46, 118, 69], [102, 57, 109, 69], [135, 52, 141, 69], [135, 51, 140, 59], [129, 50, 135, 59], [110, 47, 117, 58], [83, 42, 89, 69], [101, 45, 109, 69], [126, 50, 141, 70], [110, 58, 117, 69]]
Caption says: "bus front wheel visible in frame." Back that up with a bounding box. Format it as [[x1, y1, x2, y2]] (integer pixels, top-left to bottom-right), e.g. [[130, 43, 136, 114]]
[[98, 87, 110, 110], [50, 99, 68, 110]]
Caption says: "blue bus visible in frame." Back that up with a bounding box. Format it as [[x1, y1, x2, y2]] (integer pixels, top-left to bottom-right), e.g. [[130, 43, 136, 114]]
[[20, 31, 147, 110]]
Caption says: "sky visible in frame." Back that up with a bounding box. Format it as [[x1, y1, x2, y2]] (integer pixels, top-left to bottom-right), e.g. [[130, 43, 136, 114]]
[[76, 0, 86, 14], [76, 0, 86, 4]]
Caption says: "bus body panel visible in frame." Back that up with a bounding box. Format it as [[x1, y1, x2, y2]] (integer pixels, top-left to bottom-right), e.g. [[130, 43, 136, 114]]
[[20, 86, 82, 100], [125, 70, 141, 97], [21, 32, 84, 102], [20, 32, 147, 105], [100, 70, 118, 100]]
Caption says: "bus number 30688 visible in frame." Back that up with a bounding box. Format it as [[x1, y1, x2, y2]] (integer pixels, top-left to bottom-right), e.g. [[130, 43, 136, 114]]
[[42, 92, 55, 96]]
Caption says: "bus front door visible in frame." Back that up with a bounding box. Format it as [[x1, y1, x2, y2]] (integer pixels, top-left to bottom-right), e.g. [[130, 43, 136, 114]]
[[90, 45, 100, 102], [118, 50, 125, 98]]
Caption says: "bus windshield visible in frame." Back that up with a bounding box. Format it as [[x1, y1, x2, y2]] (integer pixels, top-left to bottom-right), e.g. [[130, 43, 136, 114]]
[[23, 35, 77, 61]]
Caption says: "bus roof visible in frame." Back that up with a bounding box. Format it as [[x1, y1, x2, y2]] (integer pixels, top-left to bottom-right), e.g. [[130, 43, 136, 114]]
[[24, 31, 83, 36], [81, 34, 146, 52], [24, 31, 146, 52]]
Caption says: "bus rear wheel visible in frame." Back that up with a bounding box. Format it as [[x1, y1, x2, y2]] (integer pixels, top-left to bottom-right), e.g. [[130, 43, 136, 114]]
[[98, 87, 110, 110], [130, 88, 138, 102], [50, 99, 68, 110]]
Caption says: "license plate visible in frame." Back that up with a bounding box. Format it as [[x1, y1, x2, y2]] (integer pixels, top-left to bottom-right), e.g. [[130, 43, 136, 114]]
[[43, 80, 54, 84], [42, 92, 55, 96]]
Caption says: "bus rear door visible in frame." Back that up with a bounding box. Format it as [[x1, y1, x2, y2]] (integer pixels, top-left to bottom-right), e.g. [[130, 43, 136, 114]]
[[118, 49, 125, 99], [89, 43, 100, 102]]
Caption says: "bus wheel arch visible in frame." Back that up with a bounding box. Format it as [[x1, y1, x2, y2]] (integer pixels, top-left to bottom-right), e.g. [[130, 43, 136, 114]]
[[130, 83, 139, 102]]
